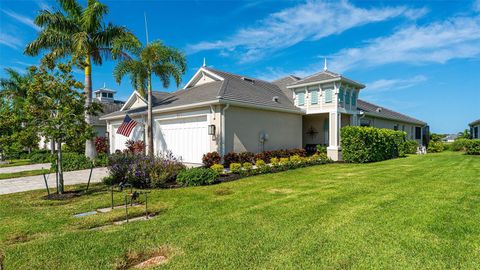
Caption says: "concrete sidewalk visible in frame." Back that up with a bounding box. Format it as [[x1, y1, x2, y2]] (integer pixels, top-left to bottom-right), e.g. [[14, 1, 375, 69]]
[[0, 163, 51, 174], [0, 167, 109, 195]]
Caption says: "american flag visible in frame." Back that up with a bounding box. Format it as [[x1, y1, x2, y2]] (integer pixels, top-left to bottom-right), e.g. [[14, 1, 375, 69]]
[[116, 115, 138, 137]]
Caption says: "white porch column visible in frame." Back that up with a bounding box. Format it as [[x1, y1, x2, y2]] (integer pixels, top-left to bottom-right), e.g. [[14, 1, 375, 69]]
[[327, 112, 342, 161]]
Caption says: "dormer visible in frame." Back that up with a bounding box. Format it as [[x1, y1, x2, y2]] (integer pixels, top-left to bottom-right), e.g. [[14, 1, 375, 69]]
[[94, 84, 116, 103]]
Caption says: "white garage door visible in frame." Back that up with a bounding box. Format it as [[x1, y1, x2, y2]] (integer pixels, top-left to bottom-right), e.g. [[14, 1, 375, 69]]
[[156, 116, 209, 164]]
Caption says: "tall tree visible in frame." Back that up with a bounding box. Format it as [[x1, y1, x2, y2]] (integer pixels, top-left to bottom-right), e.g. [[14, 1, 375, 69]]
[[26, 60, 100, 193], [0, 68, 39, 156], [25, 0, 139, 158], [113, 41, 186, 156]]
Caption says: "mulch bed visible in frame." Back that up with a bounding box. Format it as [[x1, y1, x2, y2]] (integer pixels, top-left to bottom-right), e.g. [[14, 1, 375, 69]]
[[42, 190, 82, 200]]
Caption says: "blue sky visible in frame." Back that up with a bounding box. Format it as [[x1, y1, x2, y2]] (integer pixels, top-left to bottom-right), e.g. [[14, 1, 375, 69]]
[[1, 0, 479, 134]]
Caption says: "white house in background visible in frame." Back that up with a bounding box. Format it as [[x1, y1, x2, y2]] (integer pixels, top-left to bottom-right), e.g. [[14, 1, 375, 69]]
[[100, 65, 428, 163], [38, 85, 125, 150], [470, 119, 480, 139]]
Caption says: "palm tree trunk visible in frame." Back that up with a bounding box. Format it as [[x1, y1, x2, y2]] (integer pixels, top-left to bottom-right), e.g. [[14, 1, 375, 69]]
[[57, 140, 64, 194], [146, 70, 154, 156], [84, 55, 96, 159]]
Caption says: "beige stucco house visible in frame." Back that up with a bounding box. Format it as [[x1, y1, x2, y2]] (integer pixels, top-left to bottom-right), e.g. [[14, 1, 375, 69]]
[[470, 119, 480, 139], [100, 66, 427, 163]]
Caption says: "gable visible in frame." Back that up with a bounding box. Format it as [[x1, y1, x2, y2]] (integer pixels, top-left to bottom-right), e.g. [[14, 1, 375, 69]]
[[184, 67, 224, 89], [120, 91, 147, 111]]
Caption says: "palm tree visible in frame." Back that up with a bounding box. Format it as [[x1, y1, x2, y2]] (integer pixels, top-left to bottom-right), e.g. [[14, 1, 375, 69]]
[[113, 41, 186, 156], [25, 0, 139, 158]]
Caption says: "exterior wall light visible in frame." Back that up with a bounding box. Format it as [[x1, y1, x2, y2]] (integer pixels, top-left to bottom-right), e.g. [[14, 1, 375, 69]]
[[208, 124, 216, 135]]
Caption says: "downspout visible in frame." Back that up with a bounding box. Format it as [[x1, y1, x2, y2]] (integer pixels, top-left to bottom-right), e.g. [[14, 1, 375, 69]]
[[221, 104, 230, 157]]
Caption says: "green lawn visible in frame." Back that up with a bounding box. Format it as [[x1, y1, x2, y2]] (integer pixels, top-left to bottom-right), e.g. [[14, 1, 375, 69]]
[[1, 152, 479, 269], [0, 159, 33, 168]]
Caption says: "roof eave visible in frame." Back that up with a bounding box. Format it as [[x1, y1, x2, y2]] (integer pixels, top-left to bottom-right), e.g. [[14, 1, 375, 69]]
[[286, 77, 365, 89], [362, 111, 426, 126]]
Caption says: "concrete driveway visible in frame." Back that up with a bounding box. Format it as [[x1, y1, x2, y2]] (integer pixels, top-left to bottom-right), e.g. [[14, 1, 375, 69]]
[[0, 167, 109, 195]]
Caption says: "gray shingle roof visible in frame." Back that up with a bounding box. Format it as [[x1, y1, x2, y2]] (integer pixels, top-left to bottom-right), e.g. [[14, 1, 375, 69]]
[[289, 71, 339, 86], [92, 100, 125, 126], [357, 99, 426, 125], [271, 75, 301, 102], [101, 67, 302, 120], [469, 119, 480, 126]]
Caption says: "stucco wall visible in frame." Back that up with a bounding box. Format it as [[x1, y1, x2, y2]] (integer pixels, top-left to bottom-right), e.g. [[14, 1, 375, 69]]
[[224, 106, 302, 153], [363, 116, 423, 144]]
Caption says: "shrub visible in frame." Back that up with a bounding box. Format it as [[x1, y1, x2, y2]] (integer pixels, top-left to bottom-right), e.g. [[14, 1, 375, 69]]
[[107, 153, 136, 185], [427, 141, 445, 153], [125, 140, 145, 154], [290, 155, 302, 163], [254, 152, 269, 163], [202, 152, 221, 167], [255, 159, 266, 168], [95, 137, 108, 154], [211, 164, 225, 174], [341, 126, 407, 163], [465, 140, 480, 155], [30, 152, 55, 163], [270, 157, 279, 165], [230, 163, 242, 173], [223, 152, 239, 167], [150, 159, 185, 188], [176, 168, 219, 186], [279, 157, 289, 164], [451, 138, 470, 151], [316, 145, 327, 154], [238, 152, 255, 164], [403, 140, 418, 155], [94, 153, 109, 167], [242, 162, 253, 171], [51, 152, 93, 172]]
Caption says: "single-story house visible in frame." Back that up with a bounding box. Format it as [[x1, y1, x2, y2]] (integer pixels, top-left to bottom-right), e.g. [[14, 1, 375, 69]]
[[470, 119, 480, 139], [100, 66, 428, 163], [39, 85, 125, 150]]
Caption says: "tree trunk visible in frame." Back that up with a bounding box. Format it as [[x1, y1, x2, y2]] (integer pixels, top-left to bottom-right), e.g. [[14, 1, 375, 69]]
[[50, 137, 55, 154], [146, 70, 154, 156], [84, 55, 96, 159], [57, 140, 64, 194]]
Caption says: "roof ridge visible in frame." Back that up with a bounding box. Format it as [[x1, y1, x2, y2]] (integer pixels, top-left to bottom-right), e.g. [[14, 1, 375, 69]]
[[205, 66, 278, 86], [295, 70, 339, 83]]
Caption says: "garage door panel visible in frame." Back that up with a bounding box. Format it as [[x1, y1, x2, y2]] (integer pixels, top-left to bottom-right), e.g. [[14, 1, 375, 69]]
[[155, 116, 209, 163]]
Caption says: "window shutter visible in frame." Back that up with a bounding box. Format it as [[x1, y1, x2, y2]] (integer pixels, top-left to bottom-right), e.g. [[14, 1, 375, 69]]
[[339, 88, 344, 103], [325, 89, 332, 103], [311, 90, 318, 105], [352, 92, 356, 105], [345, 90, 350, 104], [298, 92, 305, 106]]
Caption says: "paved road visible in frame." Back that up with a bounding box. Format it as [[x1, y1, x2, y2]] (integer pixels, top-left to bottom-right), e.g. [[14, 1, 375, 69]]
[[0, 163, 51, 174], [0, 167, 109, 195]]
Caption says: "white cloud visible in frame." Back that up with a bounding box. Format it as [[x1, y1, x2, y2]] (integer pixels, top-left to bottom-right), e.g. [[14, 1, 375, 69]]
[[0, 32, 23, 50], [329, 15, 480, 72], [1, 9, 40, 31], [37, 0, 51, 10], [365, 75, 427, 92], [474, 0, 480, 12], [187, 0, 427, 63]]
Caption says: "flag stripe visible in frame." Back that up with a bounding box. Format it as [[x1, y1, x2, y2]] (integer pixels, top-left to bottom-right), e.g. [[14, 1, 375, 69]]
[[116, 115, 139, 137]]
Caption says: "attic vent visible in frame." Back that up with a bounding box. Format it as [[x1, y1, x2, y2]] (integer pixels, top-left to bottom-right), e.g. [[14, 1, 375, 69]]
[[272, 96, 279, 102], [242, 77, 255, 84], [376, 107, 382, 113]]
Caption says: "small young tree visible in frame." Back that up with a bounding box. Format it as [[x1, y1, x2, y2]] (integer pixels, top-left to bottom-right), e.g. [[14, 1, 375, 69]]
[[26, 60, 100, 193]]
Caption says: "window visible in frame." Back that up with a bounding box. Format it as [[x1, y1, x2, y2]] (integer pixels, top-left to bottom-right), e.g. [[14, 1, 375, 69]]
[[108, 93, 113, 98], [297, 92, 305, 106], [394, 125, 398, 131], [415, 127, 422, 140], [102, 93, 107, 97], [96, 93, 100, 98], [324, 89, 333, 103], [310, 89, 318, 105], [338, 88, 344, 103], [345, 90, 350, 105], [351, 92, 357, 106], [475, 126, 479, 138]]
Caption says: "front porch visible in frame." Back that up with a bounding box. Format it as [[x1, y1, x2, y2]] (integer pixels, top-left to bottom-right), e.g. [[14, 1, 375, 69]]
[[303, 113, 356, 161]]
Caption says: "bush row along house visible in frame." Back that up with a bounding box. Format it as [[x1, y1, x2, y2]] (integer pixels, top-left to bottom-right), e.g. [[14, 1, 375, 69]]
[[100, 64, 428, 163]]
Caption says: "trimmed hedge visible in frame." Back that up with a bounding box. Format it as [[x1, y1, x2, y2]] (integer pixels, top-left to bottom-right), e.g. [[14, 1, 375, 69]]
[[341, 126, 407, 163], [427, 141, 445, 153], [465, 139, 480, 155], [451, 138, 471, 151], [403, 140, 419, 155], [176, 168, 219, 186]]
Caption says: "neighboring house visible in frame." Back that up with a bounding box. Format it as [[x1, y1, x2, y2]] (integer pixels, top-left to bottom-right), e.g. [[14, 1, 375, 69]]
[[442, 134, 458, 143], [38, 85, 125, 150], [100, 66, 428, 163], [470, 119, 480, 139]]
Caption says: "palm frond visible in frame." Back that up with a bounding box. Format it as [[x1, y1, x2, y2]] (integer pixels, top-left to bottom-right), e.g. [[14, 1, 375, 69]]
[[25, 28, 73, 56], [34, 10, 79, 33], [58, 0, 83, 19], [81, 0, 108, 33]]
